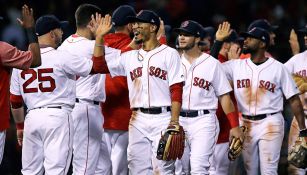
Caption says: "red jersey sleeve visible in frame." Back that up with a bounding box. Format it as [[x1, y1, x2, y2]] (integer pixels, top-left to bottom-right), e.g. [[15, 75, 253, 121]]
[[0, 42, 33, 70]]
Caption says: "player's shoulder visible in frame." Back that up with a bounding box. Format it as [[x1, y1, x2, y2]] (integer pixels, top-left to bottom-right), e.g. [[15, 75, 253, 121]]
[[59, 35, 94, 50], [120, 49, 138, 57], [287, 50, 307, 62], [160, 44, 180, 56]]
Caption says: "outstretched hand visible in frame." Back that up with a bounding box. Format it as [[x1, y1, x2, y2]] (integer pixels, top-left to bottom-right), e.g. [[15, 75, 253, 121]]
[[17, 5, 35, 28], [95, 14, 112, 37], [289, 29, 300, 55], [215, 21, 232, 41]]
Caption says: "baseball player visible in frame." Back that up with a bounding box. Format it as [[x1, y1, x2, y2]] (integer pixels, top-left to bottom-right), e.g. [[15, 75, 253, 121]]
[[58, 4, 120, 175], [0, 5, 41, 165], [284, 25, 307, 175], [223, 27, 307, 175], [174, 20, 243, 174], [9, 13, 112, 175], [96, 10, 184, 174], [101, 5, 136, 175], [207, 23, 243, 175]]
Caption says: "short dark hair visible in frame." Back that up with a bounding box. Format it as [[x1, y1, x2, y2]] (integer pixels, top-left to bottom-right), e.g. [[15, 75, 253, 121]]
[[75, 4, 102, 28]]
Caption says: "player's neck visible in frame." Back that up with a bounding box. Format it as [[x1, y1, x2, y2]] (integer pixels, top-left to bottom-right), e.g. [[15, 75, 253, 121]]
[[251, 50, 267, 64], [183, 47, 202, 63], [76, 28, 93, 40], [38, 38, 57, 49], [142, 38, 160, 51]]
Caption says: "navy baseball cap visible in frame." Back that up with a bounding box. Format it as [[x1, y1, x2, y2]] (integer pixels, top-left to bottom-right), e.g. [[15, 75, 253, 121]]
[[174, 20, 202, 37], [201, 26, 215, 39], [241, 27, 270, 46], [225, 30, 244, 43], [298, 25, 307, 34], [248, 19, 278, 32], [112, 5, 136, 26], [35, 15, 69, 36], [127, 10, 160, 28]]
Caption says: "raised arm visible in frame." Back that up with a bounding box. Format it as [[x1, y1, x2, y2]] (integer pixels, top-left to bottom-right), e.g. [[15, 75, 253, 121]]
[[17, 5, 41, 68]]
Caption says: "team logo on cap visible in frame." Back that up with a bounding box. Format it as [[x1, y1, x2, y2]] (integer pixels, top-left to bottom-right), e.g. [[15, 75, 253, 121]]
[[261, 36, 266, 40], [137, 10, 143, 16], [249, 27, 257, 33], [151, 19, 155, 23], [181, 21, 189, 28]]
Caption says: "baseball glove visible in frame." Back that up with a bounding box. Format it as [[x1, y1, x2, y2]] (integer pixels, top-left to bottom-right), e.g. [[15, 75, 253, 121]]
[[228, 126, 247, 161], [156, 124, 185, 161], [288, 137, 307, 168]]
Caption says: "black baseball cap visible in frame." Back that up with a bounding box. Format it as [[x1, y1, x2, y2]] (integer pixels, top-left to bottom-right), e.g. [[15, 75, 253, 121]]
[[248, 19, 278, 32], [127, 10, 160, 28], [112, 5, 136, 26], [225, 30, 244, 43], [241, 27, 270, 46], [35, 15, 69, 36], [201, 26, 215, 39], [174, 20, 202, 37], [298, 25, 307, 34]]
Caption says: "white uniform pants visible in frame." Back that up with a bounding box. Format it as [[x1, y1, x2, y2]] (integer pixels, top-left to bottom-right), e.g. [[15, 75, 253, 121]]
[[0, 131, 5, 165], [104, 129, 128, 175], [96, 133, 112, 175], [242, 113, 284, 175], [288, 117, 307, 175], [22, 108, 73, 175], [72, 102, 111, 175], [128, 110, 174, 175], [179, 113, 220, 175], [209, 142, 230, 175]]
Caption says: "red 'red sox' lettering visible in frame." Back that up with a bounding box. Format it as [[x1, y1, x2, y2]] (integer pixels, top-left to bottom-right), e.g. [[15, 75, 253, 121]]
[[130, 67, 142, 81], [237, 79, 251, 88], [149, 66, 167, 80], [193, 77, 211, 90], [259, 80, 276, 93]]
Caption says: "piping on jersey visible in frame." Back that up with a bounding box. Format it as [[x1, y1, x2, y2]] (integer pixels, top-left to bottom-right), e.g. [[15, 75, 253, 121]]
[[245, 60, 253, 114], [254, 59, 275, 115], [187, 55, 210, 110], [141, 45, 168, 107]]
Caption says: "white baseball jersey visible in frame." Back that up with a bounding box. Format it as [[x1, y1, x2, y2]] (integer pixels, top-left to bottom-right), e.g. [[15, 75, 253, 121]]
[[106, 44, 184, 108], [181, 53, 232, 110], [10, 47, 93, 111], [58, 35, 121, 102], [223, 57, 299, 115], [285, 50, 307, 110]]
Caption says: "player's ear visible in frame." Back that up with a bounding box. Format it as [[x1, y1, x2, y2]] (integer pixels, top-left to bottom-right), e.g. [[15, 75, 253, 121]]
[[260, 41, 266, 49], [195, 36, 201, 44], [49, 30, 55, 38], [150, 24, 157, 33], [87, 20, 94, 30]]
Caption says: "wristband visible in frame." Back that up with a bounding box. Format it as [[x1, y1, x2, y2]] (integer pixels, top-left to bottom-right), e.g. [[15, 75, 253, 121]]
[[16, 123, 24, 130], [299, 128, 307, 137], [25, 27, 38, 44], [226, 111, 239, 128]]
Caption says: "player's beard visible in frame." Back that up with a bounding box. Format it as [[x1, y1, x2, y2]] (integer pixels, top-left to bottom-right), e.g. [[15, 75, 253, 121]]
[[180, 40, 195, 51], [242, 46, 257, 54], [54, 35, 63, 48]]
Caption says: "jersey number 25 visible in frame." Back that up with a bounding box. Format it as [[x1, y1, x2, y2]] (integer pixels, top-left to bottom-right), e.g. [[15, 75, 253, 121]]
[[21, 68, 56, 93]]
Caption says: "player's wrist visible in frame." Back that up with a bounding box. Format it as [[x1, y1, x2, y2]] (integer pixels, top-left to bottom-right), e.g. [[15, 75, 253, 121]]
[[16, 122, 24, 130], [226, 111, 239, 128], [25, 27, 38, 44]]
